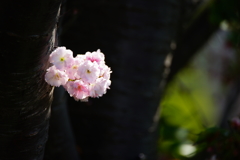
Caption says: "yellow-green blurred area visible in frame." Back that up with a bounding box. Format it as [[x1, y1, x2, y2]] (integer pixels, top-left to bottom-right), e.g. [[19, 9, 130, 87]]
[[158, 27, 239, 159], [162, 68, 217, 133], [159, 67, 217, 159]]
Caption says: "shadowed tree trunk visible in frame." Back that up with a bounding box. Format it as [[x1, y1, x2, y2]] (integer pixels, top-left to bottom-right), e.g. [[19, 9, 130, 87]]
[[61, 0, 183, 159], [43, 1, 80, 159], [44, 87, 80, 160], [0, 0, 61, 159]]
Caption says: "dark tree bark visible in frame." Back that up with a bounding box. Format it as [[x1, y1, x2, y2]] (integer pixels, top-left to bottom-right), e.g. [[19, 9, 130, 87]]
[[43, 1, 80, 159], [0, 0, 61, 159], [61, 0, 183, 159], [44, 87, 80, 160]]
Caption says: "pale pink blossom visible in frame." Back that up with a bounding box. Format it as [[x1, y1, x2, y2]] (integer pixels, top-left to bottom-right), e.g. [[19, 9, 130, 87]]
[[45, 47, 111, 101], [77, 61, 100, 83], [45, 66, 68, 87], [85, 49, 105, 64], [64, 80, 89, 100], [105, 79, 111, 89], [65, 57, 83, 80], [89, 78, 111, 98], [75, 54, 86, 62], [65, 64, 79, 80], [49, 47, 74, 70], [99, 63, 112, 80]]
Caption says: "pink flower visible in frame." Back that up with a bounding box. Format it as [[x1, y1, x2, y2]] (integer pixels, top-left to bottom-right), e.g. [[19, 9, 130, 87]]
[[65, 64, 79, 80], [89, 78, 111, 98], [49, 47, 74, 70], [75, 54, 86, 62], [45, 66, 68, 87], [64, 80, 89, 100], [85, 49, 105, 64], [99, 63, 112, 80], [45, 47, 112, 101], [77, 61, 100, 83], [65, 57, 83, 80]]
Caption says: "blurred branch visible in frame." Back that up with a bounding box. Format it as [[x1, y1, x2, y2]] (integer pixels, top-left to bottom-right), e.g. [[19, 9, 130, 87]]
[[166, 0, 219, 83], [220, 78, 240, 128]]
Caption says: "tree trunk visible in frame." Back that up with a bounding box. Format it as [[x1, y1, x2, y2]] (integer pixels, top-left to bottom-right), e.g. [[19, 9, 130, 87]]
[[61, 0, 182, 159], [43, 1, 80, 159], [0, 0, 61, 159], [44, 87, 80, 160]]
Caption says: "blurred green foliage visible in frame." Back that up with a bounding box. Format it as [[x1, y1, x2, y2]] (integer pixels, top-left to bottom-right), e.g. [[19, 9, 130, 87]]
[[159, 67, 217, 159], [158, 0, 240, 159], [189, 122, 240, 160]]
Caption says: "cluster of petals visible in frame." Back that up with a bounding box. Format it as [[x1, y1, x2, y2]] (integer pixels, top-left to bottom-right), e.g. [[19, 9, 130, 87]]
[[45, 47, 111, 101]]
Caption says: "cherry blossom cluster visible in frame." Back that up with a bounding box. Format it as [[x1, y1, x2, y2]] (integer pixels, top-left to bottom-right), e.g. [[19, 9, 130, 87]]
[[45, 47, 111, 101]]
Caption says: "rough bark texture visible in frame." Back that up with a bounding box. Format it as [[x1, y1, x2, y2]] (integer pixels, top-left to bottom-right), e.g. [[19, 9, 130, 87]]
[[43, 1, 80, 159], [0, 0, 61, 159], [44, 87, 80, 160], [61, 0, 182, 159]]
